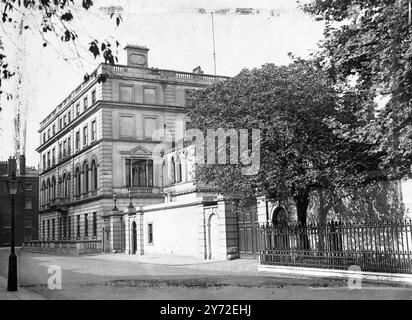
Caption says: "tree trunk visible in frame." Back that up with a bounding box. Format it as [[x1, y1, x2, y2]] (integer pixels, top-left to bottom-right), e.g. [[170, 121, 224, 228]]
[[318, 190, 329, 225], [294, 191, 310, 227], [294, 191, 310, 250], [317, 190, 329, 253]]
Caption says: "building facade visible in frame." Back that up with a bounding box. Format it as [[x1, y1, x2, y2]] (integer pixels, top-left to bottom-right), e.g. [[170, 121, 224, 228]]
[[30, 45, 412, 259], [0, 156, 39, 247], [32, 45, 239, 258]]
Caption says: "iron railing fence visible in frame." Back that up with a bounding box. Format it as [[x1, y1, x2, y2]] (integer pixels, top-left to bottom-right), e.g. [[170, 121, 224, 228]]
[[259, 220, 412, 274]]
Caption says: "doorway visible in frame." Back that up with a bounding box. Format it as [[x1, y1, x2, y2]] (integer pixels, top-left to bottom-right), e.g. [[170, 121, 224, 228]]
[[208, 214, 220, 259]]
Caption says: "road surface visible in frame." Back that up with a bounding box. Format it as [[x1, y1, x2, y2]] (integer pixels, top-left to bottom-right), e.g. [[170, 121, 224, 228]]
[[0, 248, 411, 300]]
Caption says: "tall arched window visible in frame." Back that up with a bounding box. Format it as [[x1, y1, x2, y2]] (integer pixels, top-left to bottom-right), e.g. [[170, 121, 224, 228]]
[[91, 160, 97, 191], [170, 157, 176, 184], [162, 159, 168, 187], [47, 179, 51, 204], [75, 167, 81, 196], [83, 162, 89, 194], [52, 177, 56, 200], [65, 173, 70, 198], [272, 207, 288, 226], [175, 155, 182, 183], [42, 181, 46, 206], [62, 173, 66, 198]]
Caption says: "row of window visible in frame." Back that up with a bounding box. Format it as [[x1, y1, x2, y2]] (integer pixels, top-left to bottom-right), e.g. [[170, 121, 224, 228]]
[[42, 119, 97, 171], [41, 160, 98, 205], [41, 156, 182, 204], [74, 160, 98, 196], [120, 85, 156, 104], [41, 156, 185, 206], [119, 84, 195, 106], [41, 213, 97, 240], [41, 89, 97, 145], [41, 85, 196, 146], [75, 119, 97, 151]]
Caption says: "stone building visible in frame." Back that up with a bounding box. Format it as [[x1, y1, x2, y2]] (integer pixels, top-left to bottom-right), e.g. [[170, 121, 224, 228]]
[[30, 45, 243, 258], [25, 45, 412, 260], [0, 155, 39, 246]]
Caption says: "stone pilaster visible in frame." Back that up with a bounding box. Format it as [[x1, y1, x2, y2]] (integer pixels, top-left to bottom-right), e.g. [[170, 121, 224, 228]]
[[197, 203, 208, 259], [124, 213, 130, 254], [217, 199, 240, 260], [136, 207, 144, 255], [257, 196, 269, 224], [107, 208, 123, 253]]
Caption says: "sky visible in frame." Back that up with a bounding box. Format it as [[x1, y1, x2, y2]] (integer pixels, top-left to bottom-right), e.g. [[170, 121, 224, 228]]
[[0, 0, 325, 167]]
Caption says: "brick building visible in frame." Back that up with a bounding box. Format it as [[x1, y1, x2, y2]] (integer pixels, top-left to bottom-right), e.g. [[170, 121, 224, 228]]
[[0, 156, 39, 247]]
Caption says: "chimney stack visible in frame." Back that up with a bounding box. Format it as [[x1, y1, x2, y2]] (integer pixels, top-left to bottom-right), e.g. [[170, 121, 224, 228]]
[[8, 157, 16, 177], [17, 155, 26, 176], [124, 45, 149, 68]]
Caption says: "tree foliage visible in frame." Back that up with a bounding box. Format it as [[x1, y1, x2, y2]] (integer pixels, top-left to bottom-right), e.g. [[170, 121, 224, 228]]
[[0, 0, 123, 108], [188, 62, 381, 225], [302, 0, 412, 179]]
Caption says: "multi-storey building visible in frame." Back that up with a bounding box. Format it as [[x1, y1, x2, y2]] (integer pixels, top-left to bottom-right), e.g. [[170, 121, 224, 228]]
[[32, 45, 244, 258], [26, 45, 412, 260], [0, 155, 39, 246]]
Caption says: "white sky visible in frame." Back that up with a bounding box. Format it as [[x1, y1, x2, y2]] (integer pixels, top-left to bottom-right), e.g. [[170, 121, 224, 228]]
[[0, 0, 324, 167]]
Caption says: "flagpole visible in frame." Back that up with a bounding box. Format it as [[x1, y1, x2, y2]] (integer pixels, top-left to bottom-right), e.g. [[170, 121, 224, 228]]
[[211, 12, 217, 75]]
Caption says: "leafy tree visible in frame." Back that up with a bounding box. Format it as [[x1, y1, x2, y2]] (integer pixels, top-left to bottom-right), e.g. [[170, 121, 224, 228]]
[[0, 0, 123, 108], [308, 180, 405, 224], [301, 0, 412, 179], [187, 62, 380, 226]]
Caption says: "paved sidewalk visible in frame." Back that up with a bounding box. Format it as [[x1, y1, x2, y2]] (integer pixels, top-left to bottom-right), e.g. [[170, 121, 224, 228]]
[[88, 253, 263, 274], [88, 253, 223, 265], [0, 274, 44, 300]]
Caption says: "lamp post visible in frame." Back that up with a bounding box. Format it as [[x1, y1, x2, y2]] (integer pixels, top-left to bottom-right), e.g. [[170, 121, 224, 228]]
[[6, 173, 20, 292]]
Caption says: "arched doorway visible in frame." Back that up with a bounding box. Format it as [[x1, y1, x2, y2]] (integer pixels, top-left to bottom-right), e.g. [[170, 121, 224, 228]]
[[271, 207, 290, 251], [208, 214, 220, 259], [272, 207, 288, 226], [131, 221, 137, 254]]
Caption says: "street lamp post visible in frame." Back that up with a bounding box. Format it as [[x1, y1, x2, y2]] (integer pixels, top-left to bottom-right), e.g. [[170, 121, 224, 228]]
[[6, 173, 20, 292]]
